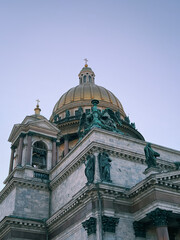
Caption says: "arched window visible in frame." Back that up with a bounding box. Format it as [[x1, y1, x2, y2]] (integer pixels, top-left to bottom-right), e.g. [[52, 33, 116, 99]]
[[83, 75, 86, 83], [32, 141, 47, 169], [89, 75, 92, 83]]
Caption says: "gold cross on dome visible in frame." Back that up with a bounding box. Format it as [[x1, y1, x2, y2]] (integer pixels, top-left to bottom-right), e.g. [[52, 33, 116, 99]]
[[36, 99, 40, 106], [84, 58, 88, 67]]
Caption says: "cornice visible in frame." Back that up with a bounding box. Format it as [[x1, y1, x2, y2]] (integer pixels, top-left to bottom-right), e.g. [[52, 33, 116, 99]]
[[47, 179, 180, 229], [51, 128, 179, 174], [50, 141, 176, 189], [3, 165, 49, 185], [57, 119, 79, 128], [0, 216, 46, 237], [86, 128, 180, 155], [9, 124, 59, 145], [47, 185, 89, 228], [0, 176, 49, 203], [128, 170, 180, 198]]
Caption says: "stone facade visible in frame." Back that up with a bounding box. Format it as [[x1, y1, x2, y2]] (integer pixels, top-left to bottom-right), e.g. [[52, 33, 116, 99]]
[[1, 65, 180, 239], [1, 128, 180, 240]]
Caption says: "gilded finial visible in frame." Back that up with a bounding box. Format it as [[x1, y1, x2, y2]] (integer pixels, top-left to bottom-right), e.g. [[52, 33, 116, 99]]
[[34, 99, 41, 115], [36, 99, 40, 107], [84, 58, 88, 67]]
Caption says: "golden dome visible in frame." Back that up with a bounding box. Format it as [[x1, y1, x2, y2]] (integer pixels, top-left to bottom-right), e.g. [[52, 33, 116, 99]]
[[50, 65, 126, 121], [49, 64, 144, 141]]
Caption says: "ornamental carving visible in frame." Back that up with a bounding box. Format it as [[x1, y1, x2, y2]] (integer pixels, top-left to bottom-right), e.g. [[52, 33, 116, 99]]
[[102, 215, 119, 233], [147, 208, 171, 227], [82, 217, 96, 236]]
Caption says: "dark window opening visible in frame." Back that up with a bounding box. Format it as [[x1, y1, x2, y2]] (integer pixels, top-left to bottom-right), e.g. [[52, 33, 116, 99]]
[[32, 141, 47, 169]]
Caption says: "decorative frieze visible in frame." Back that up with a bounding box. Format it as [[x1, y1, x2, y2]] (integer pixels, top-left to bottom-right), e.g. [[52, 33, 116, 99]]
[[133, 221, 146, 238], [102, 215, 119, 233], [0, 216, 46, 238], [82, 217, 96, 235], [147, 208, 171, 227]]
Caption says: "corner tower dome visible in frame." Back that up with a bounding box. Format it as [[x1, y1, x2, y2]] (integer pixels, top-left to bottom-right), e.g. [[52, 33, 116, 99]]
[[50, 63, 126, 121]]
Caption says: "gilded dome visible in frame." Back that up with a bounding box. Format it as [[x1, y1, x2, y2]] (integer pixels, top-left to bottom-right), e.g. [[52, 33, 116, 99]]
[[50, 65, 126, 121], [52, 84, 125, 113], [49, 64, 144, 142]]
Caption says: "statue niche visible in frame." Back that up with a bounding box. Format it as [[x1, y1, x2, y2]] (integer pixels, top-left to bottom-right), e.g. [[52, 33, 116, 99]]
[[32, 141, 47, 169], [98, 152, 112, 182], [144, 143, 160, 168], [84, 155, 95, 184]]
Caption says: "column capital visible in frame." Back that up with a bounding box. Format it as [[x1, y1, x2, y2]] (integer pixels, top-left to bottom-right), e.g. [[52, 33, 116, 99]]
[[82, 217, 96, 236], [102, 215, 119, 233], [27, 131, 34, 136], [147, 208, 171, 227], [133, 221, 146, 238], [19, 133, 26, 138], [52, 138, 57, 142]]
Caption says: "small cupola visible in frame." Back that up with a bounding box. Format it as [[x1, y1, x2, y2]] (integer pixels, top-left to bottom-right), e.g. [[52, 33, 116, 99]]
[[78, 59, 95, 85], [34, 99, 41, 115]]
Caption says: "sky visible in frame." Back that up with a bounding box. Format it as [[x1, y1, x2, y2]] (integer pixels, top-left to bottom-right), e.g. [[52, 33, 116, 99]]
[[0, 0, 180, 190]]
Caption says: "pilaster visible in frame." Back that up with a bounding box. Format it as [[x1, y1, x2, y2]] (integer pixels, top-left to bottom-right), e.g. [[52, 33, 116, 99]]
[[56, 141, 60, 163], [52, 138, 57, 168], [9, 146, 15, 174], [64, 135, 69, 156], [17, 134, 25, 166], [25, 133, 32, 166]]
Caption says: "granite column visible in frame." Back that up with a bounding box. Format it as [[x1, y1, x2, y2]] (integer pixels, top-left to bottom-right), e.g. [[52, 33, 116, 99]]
[[9, 146, 15, 174]]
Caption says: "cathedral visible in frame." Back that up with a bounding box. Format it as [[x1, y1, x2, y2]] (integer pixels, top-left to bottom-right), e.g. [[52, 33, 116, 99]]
[[0, 63, 180, 240]]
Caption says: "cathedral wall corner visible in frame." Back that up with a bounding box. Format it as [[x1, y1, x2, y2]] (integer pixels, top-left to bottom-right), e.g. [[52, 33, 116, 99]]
[[13, 186, 50, 220], [51, 163, 86, 215], [0, 187, 16, 222]]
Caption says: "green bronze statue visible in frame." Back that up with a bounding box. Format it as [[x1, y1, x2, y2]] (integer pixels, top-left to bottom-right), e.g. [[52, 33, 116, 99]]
[[144, 143, 160, 168], [78, 100, 123, 140], [84, 155, 95, 184], [65, 109, 70, 118], [98, 152, 112, 182]]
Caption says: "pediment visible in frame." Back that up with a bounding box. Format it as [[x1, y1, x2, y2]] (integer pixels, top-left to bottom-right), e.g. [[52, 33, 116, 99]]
[[8, 118, 60, 143], [8, 124, 20, 142], [26, 119, 60, 133], [22, 116, 36, 124]]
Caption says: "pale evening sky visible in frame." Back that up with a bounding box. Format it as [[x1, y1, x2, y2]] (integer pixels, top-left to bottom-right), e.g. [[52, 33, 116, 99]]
[[0, 0, 180, 190]]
